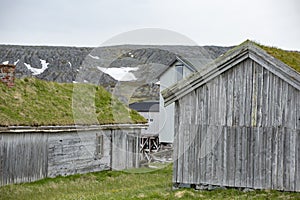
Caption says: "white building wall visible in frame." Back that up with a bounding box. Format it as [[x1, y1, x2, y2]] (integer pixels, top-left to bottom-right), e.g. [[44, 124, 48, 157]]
[[138, 112, 159, 135], [159, 61, 194, 143]]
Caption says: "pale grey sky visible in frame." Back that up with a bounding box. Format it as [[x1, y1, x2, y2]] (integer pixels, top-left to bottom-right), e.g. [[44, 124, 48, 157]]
[[1, 0, 299, 50]]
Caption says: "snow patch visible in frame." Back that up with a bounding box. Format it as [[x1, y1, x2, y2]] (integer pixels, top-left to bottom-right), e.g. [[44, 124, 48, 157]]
[[97, 67, 138, 81], [73, 81, 78, 83], [68, 61, 72, 67], [14, 59, 20, 65], [2, 61, 9, 65], [89, 54, 100, 59], [24, 59, 49, 75], [83, 80, 88, 83]]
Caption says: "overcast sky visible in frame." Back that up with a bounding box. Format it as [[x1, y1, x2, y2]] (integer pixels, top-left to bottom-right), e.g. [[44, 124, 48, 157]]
[[1, 0, 299, 50]]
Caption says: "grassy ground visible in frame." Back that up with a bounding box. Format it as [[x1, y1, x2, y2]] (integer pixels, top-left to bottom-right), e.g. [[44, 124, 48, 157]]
[[0, 164, 299, 200], [0, 78, 146, 126]]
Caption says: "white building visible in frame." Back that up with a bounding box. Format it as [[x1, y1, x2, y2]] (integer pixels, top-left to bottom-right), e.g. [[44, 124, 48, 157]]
[[158, 56, 196, 143], [129, 101, 159, 136]]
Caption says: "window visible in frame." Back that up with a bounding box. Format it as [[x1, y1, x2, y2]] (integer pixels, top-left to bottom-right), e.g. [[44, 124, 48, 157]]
[[176, 64, 183, 81], [95, 134, 103, 158], [149, 119, 153, 122]]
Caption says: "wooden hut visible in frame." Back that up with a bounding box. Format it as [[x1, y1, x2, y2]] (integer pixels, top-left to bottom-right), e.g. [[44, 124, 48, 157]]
[[0, 124, 145, 186], [162, 41, 300, 192]]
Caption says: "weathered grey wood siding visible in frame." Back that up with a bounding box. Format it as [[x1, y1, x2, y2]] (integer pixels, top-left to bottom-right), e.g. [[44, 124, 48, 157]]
[[47, 130, 111, 177], [173, 58, 300, 191], [111, 129, 140, 170], [0, 133, 48, 186], [0, 127, 142, 186]]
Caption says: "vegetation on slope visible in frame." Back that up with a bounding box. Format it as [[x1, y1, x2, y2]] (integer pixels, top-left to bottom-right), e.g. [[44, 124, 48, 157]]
[[256, 43, 300, 73], [0, 78, 146, 126], [0, 165, 299, 200]]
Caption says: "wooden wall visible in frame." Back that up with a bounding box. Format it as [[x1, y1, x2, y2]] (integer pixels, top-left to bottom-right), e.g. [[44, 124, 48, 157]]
[[111, 129, 140, 170], [47, 130, 111, 177], [173, 58, 300, 191], [0, 128, 141, 186], [0, 133, 48, 186]]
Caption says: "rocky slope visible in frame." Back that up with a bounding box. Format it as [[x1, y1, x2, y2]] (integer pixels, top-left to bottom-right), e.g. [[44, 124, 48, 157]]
[[0, 44, 232, 100]]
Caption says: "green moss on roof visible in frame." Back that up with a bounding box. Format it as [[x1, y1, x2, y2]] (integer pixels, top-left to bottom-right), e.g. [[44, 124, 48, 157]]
[[254, 41, 300, 73], [0, 78, 146, 126]]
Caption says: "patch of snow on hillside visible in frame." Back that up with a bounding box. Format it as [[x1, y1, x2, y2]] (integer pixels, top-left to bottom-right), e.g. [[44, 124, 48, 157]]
[[97, 67, 138, 81], [89, 54, 100, 59], [68, 61, 72, 67], [24, 59, 49, 75], [14, 59, 20, 65], [2, 61, 9, 65]]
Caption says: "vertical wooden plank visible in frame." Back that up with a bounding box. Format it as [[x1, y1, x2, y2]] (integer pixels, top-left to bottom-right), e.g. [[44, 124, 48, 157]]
[[177, 104, 184, 183], [289, 129, 296, 191], [199, 124, 206, 184], [228, 127, 236, 187], [261, 68, 268, 127], [240, 126, 247, 187], [283, 128, 290, 191], [267, 71, 274, 128], [239, 60, 247, 127], [253, 127, 260, 188], [205, 125, 212, 184], [245, 59, 253, 127], [295, 130, 300, 191], [182, 124, 189, 184], [277, 127, 284, 190], [235, 127, 242, 187], [222, 126, 228, 186], [188, 124, 195, 184], [265, 127, 273, 189], [297, 91, 300, 131], [173, 101, 180, 183], [219, 74, 227, 126], [251, 61, 258, 127], [233, 65, 240, 126], [195, 124, 200, 184], [215, 125, 224, 186], [211, 125, 219, 185], [226, 68, 234, 126], [260, 127, 266, 189], [256, 62, 263, 127], [271, 127, 278, 189]]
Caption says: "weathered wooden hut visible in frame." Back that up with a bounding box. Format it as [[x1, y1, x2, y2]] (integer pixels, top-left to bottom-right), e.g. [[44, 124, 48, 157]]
[[162, 41, 300, 191], [0, 124, 145, 186]]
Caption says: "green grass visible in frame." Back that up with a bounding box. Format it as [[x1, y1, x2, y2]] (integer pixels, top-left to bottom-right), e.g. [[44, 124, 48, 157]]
[[0, 165, 299, 200], [0, 78, 146, 126], [258, 44, 300, 73]]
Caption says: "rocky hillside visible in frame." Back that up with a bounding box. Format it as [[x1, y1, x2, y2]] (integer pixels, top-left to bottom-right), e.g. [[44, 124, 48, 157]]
[[0, 44, 232, 100]]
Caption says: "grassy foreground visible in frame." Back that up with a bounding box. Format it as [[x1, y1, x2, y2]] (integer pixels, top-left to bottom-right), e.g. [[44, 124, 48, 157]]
[[0, 78, 146, 126], [0, 165, 299, 200]]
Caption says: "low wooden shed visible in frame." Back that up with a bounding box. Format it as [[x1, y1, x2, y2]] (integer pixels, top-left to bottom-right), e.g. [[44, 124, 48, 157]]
[[0, 124, 145, 186], [162, 41, 300, 191]]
